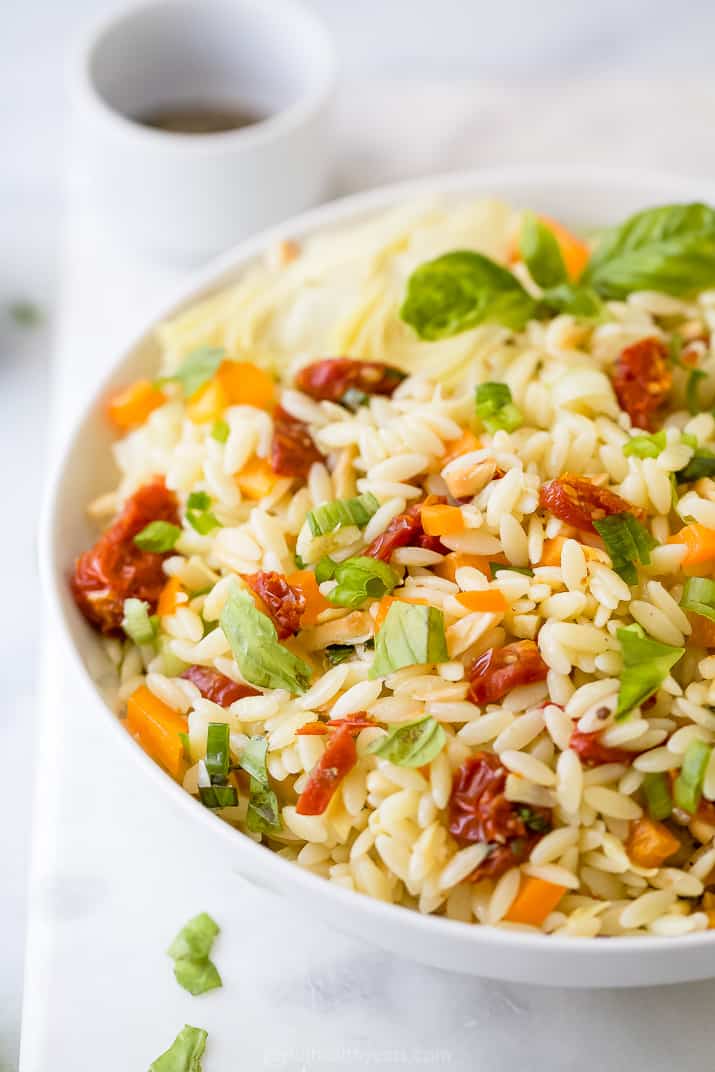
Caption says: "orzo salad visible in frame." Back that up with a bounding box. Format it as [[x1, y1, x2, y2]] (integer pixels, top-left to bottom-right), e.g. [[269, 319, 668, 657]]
[[72, 198, 715, 937]]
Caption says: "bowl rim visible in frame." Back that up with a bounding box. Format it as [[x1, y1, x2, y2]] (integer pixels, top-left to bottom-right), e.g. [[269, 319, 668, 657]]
[[42, 163, 715, 962]]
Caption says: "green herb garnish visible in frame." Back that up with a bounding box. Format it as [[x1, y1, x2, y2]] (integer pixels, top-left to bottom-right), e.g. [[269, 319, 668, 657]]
[[121, 597, 158, 645], [198, 784, 237, 809], [237, 736, 269, 785], [205, 723, 230, 783], [220, 582, 311, 693], [680, 577, 715, 623], [366, 716, 446, 767], [149, 1025, 208, 1071], [673, 739, 712, 814], [327, 557, 400, 609], [167, 914, 222, 997], [475, 382, 523, 434], [340, 387, 370, 411], [158, 346, 225, 399], [186, 491, 221, 535], [134, 520, 181, 552], [623, 430, 667, 459], [593, 513, 656, 585], [676, 446, 715, 483], [369, 602, 448, 679], [642, 771, 673, 821], [615, 623, 684, 720], [520, 212, 568, 289], [306, 493, 380, 537]]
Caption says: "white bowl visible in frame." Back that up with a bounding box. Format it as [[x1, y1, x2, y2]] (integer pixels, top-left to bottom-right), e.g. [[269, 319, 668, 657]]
[[42, 165, 715, 987]]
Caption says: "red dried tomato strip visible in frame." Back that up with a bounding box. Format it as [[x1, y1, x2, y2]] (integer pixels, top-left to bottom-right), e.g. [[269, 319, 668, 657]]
[[295, 358, 405, 402], [295, 713, 377, 736], [612, 337, 671, 432], [181, 665, 259, 706], [70, 478, 179, 634], [539, 474, 644, 534], [364, 498, 447, 561], [569, 728, 633, 767], [468, 640, 548, 706], [295, 724, 358, 815], [270, 405, 324, 480], [448, 752, 551, 880], [244, 570, 305, 639]]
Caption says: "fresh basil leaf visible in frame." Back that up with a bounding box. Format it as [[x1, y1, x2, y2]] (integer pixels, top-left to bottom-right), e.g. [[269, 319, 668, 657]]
[[149, 1025, 208, 1071], [134, 520, 181, 552], [238, 736, 269, 786], [593, 513, 656, 585], [198, 784, 237, 808], [307, 493, 380, 537], [367, 716, 446, 767], [520, 212, 568, 288], [205, 723, 230, 783], [327, 557, 400, 610], [583, 203, 715, 299], [539, 283, 604, 319], [400, 250, 537, 340], [315, 556, 338, 583], [168, 913, 219, 962], [615, 623, 684, 719], [159, 347, 225, 399], [246, 778, 281, 834], [211, 418, 230, 443], [675, 446, 715, 483], [680, 576, 715, 623], [369, 602, 448, 678], [475, 382, 522, 434], [121, 597, 158, 645], [220, 582, 311, 693], [623, 430, 667, 458]]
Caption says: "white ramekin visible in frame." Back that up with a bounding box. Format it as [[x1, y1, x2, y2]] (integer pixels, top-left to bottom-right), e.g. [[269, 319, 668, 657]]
[[69, 0, 337, 261]]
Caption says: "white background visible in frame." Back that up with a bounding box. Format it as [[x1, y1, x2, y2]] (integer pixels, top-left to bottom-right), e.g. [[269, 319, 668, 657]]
[[3, 1, 715, 1068]]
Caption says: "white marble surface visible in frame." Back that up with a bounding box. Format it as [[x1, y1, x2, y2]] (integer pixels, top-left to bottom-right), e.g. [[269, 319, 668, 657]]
[[7, 63, 715, 1072]]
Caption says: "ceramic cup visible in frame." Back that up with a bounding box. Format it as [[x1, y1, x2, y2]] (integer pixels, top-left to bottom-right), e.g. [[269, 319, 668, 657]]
[[69, 0, 337, 261]]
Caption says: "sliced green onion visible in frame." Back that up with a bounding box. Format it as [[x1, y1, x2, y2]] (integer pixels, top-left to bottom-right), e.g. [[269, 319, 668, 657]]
[[121, 597, 158, 645], [158, 346, 225, 399], [615, 624, 684, 720], [673, 739, 712, 814], [211, 418, 230, 443], [307, 493, 380, 537], [173, 959, 222, 998], [642, 772, 673, 821], [623, 430, 667, 459], [315, 556, 338, 583], [366, 716, 446, 767], [158, 635, 189, 677], [198, 784, 237, 809], [475, 382, 523, 434], [205, 723, 230, 783], [369, 602, 448, 679], [149, 1024, 208, 1072], [680, 576, 715, 623], [134, 520, 181, 552], [489, 562, 534, 578], [220, 582, 311, 694], [185, 491, 221, 535], [517, 806, 551, 833], [327, 556, 400, 609], [324, 644, 356, 666], [237, 736, 269, 786], [168, 912, 219, 962], [246, 779, 281, 834], [593, 513, 656, 585], [340, 387, 370, 411], [676, 446, 715, 483]]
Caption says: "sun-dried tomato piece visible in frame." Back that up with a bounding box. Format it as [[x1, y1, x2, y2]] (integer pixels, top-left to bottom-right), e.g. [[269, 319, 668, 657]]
[[468, 640, 548, 706], [448, 752, 551, 880], [295, 724, 358, 815], [569, 729, 633, 767], [295, 358, 406, 403], [539, 474, 643, 534], [71, 478, 179, 634], [181, 665, 259, 706], [269, 405, 324, 480], [364, 498, 447, 561], [326, 712, 377, 731], [244, 570, 305, 639], [612, 337, 671, 431]]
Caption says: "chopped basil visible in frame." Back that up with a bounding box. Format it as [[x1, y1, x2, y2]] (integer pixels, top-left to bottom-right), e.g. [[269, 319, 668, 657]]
[[642, 772, 673, 821], [246, 779, 281, 834], [367, 716, 446, 767], [324, 644, 356, 666], [121, 597, 158, 645], [307, 493, 380, 537], [369, 602, 448, 679], [582, 202, 715, 299], [167, 914, 222, 997], [489, 562, 534, 578], [237, 736, 269, 786], [205, 723, 230, 782], [198, 784, 237, 808], [520, 212, 568, 289], [211, 418, 230, 443], [615, 623, 684, 720], [158, 346, 225, 399], [186, 491, 221, 535], [538, 282, 603, 319], [593, 513, 656, 585], [327, 557, 400, 609], [676, 446, 715, 483], [623, 430, 667, 459], [680, 576, 715, 623], [315, 556, 338, 583], [674, 739, 711, 814], [475, 382, 522, 434], [134, 520, 181, 552], [149, 1025, 208, 1072], [400, 250, 537, 340], [220, 582, 311, 693], [340, 387, 370, 411]]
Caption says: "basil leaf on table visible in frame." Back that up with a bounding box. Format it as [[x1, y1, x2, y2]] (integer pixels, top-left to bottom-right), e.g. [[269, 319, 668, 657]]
[[400, 250, 537, 339], [519, 212, 568, 288], [220, 582, 312, 694], [366, 716, 446, 767], [149, 1025, 208, 1071], [167, 913, 222, 997]]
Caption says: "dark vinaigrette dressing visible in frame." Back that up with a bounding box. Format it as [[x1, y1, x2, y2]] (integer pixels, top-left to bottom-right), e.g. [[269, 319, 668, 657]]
[[137, 102, 265, 134]]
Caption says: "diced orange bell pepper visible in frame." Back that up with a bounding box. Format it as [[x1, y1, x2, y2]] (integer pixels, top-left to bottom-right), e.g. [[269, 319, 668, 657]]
[[287, 569, 331, 627], [374, 594, 428, 632], [668, 524, 715, 569], [234, 457, 281, 499], [125, 684, 188, 781], [107, 379, 166, 429], [421, 504, 466, 537], [157, 576, 184, 617], [187, 378, 229, 423], [538, 215, 590, 281], [442, 430, 481, 465], [504, 876, 567, 926], [626, 817, 680, 868], [217, 360, 275, 409], [539, 537, 567, 567], [435, 552, 508, 583], [455, 589, 508, 614]]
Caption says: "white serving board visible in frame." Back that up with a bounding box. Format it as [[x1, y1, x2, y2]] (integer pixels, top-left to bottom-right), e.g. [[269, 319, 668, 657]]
[[21, 82, 715, 1071]]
